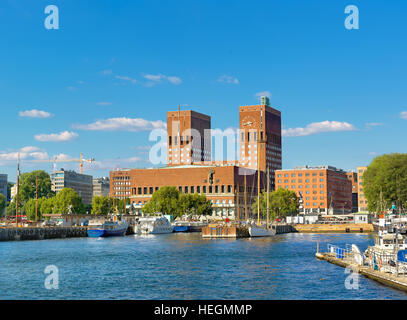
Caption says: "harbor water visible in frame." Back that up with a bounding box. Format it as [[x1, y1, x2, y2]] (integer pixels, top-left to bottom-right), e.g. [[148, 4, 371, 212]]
[[1, 233, 406, 300]]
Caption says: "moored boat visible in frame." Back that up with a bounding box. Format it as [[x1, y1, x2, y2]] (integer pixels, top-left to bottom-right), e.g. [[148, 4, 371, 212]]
[[135, 216, 173, 234], [248, 224, 276, 237], [87, 220, 129, 238]]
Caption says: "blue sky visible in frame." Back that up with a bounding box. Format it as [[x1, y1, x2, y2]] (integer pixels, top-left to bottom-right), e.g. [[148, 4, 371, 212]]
[[1, 0, 407, 182]]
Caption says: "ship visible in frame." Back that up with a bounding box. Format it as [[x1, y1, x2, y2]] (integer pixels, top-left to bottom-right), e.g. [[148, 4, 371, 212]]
[[87, 220, 129, 238]]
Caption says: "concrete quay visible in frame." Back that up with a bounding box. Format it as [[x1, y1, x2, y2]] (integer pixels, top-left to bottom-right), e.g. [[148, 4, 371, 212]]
[[294, 223, 374, 233], [202, 223, 294, 238], [0, 227, 88, 241], [316, 252, 407, 292]]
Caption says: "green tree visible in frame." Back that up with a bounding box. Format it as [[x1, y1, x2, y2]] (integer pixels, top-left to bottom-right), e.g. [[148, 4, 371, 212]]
[[363, 153, 407, 214], [18, 170, 54, 204], [40, 197, 55, 214], [142, 186, 180, 216], [0, 194, 6, 216], [6, 200, 16, 217], [23, 198, 47, 221], [92, 196, 114, 215], [252, 188, 299, 220], [178, 193, 212, 216], [53, 188, 85, 214]]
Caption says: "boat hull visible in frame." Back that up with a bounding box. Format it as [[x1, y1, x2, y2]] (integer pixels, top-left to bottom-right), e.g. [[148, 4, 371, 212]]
[[87, 229, 106, 238], [249, 226, 275, 237], [104, 227, 127, 237], [173, 226, 190, 233]]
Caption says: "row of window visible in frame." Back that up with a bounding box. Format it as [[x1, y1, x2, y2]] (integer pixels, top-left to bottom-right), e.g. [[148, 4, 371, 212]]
[[281, 184, 325, 189], [133, 185, 234, 195], [277, 172, 324, 178], [278, 179, 324, 183]]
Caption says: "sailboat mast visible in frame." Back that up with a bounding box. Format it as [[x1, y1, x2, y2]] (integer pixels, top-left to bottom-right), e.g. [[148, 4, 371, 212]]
[[236, 183, 240, 223], [244, 174, 247, 221], [257, 131, 260, 226], [15, 154, 20, 228], [267, 166, 270, 227], [35, 176, 38, 223]]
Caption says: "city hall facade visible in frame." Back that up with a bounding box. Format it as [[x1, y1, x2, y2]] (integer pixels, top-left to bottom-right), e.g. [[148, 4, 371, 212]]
[[110, 97, 282, 218]]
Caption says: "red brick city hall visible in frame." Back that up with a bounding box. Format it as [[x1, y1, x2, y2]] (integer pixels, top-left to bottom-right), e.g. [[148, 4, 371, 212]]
[[110, 98, 354, 218]]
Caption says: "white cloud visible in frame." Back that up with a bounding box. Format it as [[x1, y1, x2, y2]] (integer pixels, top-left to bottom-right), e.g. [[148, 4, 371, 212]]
[[89, 157, 144, 171], [366, 122, 383, 127], [400, 111, 407, 119], [115, 75, 138, 83], [73, 117, 167, 132], [96, 102, 112, 106], [282, 121, 356, 137], [255, 91, 271, 98], [217, 75, 239, 84], [19, 109, 53, 118], [0, 146, 49, 162], [143, 74, 182, 86], [99, 69, 112, 75], [34, 131, 79, 142]]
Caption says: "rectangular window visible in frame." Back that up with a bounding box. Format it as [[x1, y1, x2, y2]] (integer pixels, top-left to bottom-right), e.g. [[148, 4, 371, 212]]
[[221, 185, 225, 193], [137, 187, 142, 194], [209, 186, 213, 193], [197, 186, 201, 193], [143, 187, 147, 194], [215, 185, 219, 193], [184, 186, 189, 193], [149, 187, 154, 194], [227, 185, 232, 193], [191, 186, 195, 193], [203, 186, 207, 193], [169, 136, 172, 145]]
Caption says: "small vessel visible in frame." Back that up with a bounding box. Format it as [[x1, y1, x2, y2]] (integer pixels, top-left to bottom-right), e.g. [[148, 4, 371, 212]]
[[87, 220, 129, 238], [249, 166, 275, 238], [364, 227, 407, 273], [173, 221, 208, 233], [135, 216, 173, 234]]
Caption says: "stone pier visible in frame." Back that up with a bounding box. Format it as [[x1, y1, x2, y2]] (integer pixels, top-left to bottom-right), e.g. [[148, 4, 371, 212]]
[[0, 227, 88, 241]]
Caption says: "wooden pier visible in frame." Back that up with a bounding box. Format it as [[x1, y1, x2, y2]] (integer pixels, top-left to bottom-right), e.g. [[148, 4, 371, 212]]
[[316, 251, 407, 292], [202, 224, 250, 238]]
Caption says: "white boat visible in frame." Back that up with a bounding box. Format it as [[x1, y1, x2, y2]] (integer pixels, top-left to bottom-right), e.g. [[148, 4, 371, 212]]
[[364, 229, 407, 274], [248, 223, 276, 237], [135, 216, 173, 234]]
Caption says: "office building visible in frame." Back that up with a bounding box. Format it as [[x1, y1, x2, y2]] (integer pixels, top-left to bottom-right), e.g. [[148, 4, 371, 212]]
[[275, 165, 352, 215], [93, 177, 110, 198], [51, 169, 93, 205]]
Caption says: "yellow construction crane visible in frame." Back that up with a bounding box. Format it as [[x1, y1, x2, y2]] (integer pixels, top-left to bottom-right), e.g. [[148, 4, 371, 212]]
[[30, 153, 95, 174]]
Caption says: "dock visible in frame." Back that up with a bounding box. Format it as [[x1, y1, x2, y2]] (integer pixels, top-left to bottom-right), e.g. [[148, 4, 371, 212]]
[[0, 227, 88, 241], [294, 223, 374, 233], [316, 251, 407, 292], [202, 224, 250, 238], [202, 223, 293, 238]]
